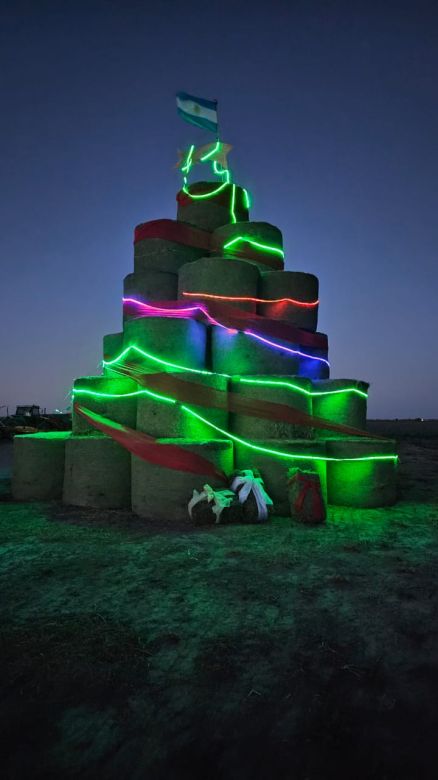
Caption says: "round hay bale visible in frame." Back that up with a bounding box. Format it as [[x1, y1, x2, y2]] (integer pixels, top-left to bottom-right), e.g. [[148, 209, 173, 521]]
[[131, 439, 234, 521], [136, 371, 229, 438], [234, 439, 328, 516], [123, 271, 178, 321], [134, 236, 205, 275], [63, 435, 131, 509], [258, 271, 319, 330], [326, 437, 397, 507], [12, 432, 70, 501], [312, 379, 369, 438], [177, 181, 249, 232], [123, 317, 207, 373], [230, 375, 314, 439], [103, 332, 123, 362], [211, 326, 329, 379], [212, 222, 284, 271], [72, 375, 138, 434], [178, 256, 260, 313]]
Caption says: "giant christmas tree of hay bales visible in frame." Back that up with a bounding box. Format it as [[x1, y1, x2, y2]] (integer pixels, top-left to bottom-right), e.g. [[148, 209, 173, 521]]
[[12, 138, 398, 516]]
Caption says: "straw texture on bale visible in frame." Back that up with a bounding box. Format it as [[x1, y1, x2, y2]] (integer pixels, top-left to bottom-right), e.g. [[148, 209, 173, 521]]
[[178, 256, 260, 313], [123, 317, 207, 373], [131, 439, 234, 520], [123, 271, 178, 319], [230, 375, 314, 439], [72, 375, 138, 434], [213, 221, 284, 271], [312, 379, 369, 438], [326, 437, 397, 507], [103, 332, 123, 362], [258, 271, 319, 330], [137, 372, 229, 438], [12, 432, 70, 500], [134, 235, 205, 275], [211, 327, 329, 379], [177, 182, 249, 232], [63, 435, 131, 509], [234, 439, 327, 515]]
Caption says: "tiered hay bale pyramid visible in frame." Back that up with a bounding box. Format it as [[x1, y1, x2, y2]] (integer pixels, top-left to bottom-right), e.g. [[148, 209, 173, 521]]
[[12, 143, 398, 518]]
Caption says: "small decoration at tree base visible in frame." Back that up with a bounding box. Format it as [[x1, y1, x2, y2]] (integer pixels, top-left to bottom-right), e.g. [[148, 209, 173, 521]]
[[230, 469, 273, 522], [287, 468, 326, 524], [188, 484, 242, 525]]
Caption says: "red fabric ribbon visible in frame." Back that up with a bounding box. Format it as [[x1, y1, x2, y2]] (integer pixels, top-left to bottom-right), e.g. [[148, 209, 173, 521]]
[[74, 404, 227, 482], [123, 298, 328, 351], [289, 472, 325, 519], [133, 218, 283, 270]]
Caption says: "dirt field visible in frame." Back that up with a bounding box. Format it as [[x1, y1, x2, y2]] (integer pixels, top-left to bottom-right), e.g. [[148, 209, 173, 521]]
[[1, 427, 438, 779]]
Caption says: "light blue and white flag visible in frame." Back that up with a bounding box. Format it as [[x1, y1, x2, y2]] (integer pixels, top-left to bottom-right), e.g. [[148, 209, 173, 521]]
[[176, 91, 218, 134]]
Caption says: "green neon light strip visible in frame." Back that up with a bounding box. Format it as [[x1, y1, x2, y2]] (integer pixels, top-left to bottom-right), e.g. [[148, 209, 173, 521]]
[[242, 188, 251, 209], [182, 180, 229, 199], [180, 407, 397, 463], [230, 183, 237, 224], [74, 378, 395, 463], [73, 386, 176, 405], [199, 141, 220, 162], [103, 345, 368, 399], [223, 236, 284, 259], [181, 144, 195, 174], [239, 377, 368, 399]]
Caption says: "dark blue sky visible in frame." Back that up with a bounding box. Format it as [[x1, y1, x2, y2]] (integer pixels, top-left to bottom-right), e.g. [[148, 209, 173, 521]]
[[1, 0, 437, 417]]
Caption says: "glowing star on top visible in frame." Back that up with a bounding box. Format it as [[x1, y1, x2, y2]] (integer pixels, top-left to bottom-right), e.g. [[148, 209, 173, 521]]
[[176, 91, 218, 133]]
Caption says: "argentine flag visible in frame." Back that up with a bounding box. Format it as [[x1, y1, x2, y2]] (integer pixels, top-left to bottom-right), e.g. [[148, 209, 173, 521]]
[[176, 92, 218, 134]]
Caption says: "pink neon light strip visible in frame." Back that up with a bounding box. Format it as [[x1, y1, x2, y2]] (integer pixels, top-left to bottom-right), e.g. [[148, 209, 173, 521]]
[[123, 298, 237, 333], [182, 291, 319, 308], [244, 330, 330, 366], [123, 297, 328, 366]]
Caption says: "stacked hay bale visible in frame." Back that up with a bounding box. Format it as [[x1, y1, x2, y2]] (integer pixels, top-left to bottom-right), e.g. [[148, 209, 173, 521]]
[[12, 175, 397, 513]]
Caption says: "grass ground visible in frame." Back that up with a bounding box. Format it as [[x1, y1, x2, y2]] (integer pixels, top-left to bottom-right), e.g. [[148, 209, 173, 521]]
[[1, 432, 438, 779]]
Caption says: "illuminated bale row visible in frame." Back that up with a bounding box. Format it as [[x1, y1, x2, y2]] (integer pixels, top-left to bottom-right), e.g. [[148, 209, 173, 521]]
[[210, 327, 329, 379], [131, 439, 234, 521], [178, 256, 260, 313], [12, 432, 70, 500], [63, 435, 131, 509]]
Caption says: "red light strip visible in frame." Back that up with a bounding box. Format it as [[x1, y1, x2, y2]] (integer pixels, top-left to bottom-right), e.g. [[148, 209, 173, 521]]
[[182, 291, 319, 308]]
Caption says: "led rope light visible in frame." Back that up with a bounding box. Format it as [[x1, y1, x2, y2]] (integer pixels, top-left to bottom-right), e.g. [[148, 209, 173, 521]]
[[199, 141, 221, 162], [123, 298, 237, 333], [181, 144, 195, 174], [223, 236, 284, 259], [104, 344, 335, 392], [180, 407, 397, 463], [123, 298, 326, 366], [242, 188, 251, 209], [230, 183, 237, 224], [73, 381, 393, 463], [181, 291, 319, 308], [239, 377, 368, 399], [244, 331, 330, 367], [182, 180, 230, 199]]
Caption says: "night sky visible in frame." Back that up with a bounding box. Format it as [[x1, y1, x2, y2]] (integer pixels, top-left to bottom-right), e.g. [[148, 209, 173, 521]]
[[1, 0, 437, 418]]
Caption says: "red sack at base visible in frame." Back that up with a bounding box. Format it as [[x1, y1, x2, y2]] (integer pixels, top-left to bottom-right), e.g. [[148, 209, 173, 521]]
[[287, 468, 326, 525]]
